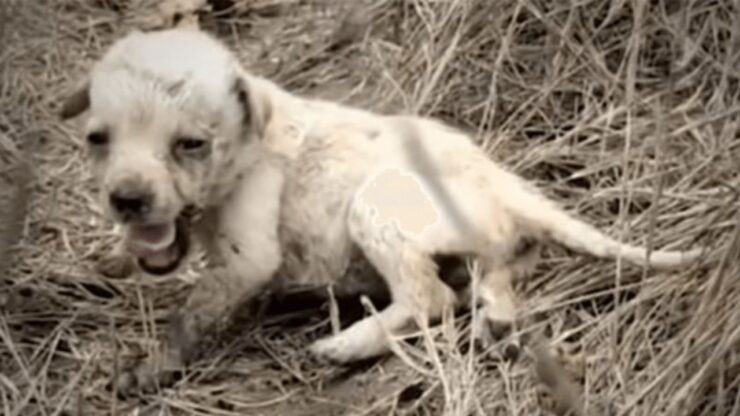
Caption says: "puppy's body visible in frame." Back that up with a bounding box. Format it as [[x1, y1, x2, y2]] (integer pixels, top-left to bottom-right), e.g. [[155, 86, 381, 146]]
[[61, 29, 701, 392]]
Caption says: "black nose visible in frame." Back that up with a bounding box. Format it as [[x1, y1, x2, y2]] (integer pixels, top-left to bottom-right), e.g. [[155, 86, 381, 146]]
[[109, 189, 152, 219]]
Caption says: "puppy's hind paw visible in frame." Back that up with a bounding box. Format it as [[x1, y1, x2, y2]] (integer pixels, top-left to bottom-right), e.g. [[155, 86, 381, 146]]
[[473, 315, 522, 362], [309, 335, 354, 364], [310, 331, 382, 365]]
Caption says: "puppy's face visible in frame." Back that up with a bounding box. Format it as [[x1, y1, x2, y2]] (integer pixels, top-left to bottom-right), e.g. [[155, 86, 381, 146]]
[[61, 30, 270, 276]]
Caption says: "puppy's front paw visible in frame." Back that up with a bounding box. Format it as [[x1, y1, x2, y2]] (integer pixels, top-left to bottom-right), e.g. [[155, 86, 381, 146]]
[[113, 351, 184, 398], [113, 310, 210, 398]]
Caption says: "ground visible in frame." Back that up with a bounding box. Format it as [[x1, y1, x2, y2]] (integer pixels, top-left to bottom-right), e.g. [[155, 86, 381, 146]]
[[2, 1, 740, 415]]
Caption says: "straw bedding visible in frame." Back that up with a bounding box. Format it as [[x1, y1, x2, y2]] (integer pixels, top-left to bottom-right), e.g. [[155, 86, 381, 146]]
[[1, 0, 739, 415]]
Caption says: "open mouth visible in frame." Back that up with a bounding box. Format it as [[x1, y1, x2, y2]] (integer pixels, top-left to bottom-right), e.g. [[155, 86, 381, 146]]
[[125, 216, 190, 276]]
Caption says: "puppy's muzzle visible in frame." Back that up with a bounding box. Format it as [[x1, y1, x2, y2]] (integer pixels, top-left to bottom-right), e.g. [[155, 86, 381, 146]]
[[110, 190, 153, 221], [107, 178, 191, 276], [109, 179, 153, 223]]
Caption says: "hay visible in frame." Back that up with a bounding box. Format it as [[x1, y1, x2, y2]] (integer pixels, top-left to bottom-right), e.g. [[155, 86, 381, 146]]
[[1, 0, 739, 414]]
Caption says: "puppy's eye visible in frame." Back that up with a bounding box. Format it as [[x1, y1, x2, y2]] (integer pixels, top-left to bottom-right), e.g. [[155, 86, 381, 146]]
[[176, 137, 207, 150], [87, 131, 109, 146], [174, 136, 210, 158]]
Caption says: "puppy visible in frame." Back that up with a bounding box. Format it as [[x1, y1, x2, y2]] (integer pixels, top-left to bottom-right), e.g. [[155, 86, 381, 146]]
[[60, 28, 702, 394]]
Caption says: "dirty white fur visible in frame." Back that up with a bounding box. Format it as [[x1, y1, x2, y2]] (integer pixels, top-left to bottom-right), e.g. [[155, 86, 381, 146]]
[[61, 28, 702, 391]]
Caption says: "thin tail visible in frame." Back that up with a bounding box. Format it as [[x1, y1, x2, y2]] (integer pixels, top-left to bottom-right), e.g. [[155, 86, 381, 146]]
[[494, 168, 701, 269]]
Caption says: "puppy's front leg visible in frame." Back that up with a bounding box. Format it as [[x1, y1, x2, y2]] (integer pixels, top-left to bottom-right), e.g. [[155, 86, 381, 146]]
[[116, 161, 284, 396]]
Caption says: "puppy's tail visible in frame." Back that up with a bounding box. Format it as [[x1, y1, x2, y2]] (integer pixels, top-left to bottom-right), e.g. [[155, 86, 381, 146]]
[[495, 168, 701, 270]]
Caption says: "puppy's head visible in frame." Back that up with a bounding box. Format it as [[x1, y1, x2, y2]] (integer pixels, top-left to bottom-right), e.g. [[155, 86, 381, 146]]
[[60, 29, 271, 276]]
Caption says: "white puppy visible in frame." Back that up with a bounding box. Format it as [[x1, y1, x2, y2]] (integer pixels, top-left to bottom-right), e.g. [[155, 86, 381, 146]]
[[60, 28, 702, 393]]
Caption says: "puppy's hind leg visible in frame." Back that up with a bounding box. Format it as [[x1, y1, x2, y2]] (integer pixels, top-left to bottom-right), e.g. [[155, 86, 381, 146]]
[[472, 264, 528, 361], [310, 210, 458, 364], [475, 265, 517, 334], [310, 247, 458, 363]]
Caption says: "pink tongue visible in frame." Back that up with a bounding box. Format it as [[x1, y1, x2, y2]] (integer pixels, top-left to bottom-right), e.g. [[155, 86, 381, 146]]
[[127, 223, 176, 263], [130, 224, 171, 244], [140, 244, 179, 269]]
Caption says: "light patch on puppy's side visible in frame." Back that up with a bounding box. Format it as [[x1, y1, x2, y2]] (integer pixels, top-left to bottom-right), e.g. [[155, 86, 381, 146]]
[[358, 169, 439, 235]]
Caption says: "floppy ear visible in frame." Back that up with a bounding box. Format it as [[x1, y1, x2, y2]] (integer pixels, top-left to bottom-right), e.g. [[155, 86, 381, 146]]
[[59, 79, 91, 120], [231, 73, 272, 140]]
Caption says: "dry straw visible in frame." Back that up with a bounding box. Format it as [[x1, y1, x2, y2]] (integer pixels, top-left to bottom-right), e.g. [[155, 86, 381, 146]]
[[1, 0, 739, 415]]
